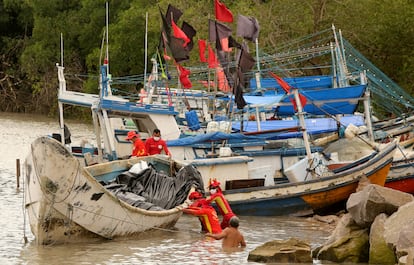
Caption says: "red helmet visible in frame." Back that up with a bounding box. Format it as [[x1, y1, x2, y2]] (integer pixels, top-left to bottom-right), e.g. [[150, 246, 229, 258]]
[[189, 191, 203, 200], [126, 131, 139, 140], [209, 178, 221, 189]]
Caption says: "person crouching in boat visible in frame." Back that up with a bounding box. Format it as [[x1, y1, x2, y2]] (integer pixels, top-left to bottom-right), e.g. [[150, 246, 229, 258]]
[[126, 131, 146, 157], [206, 179, 237, 229], [183, 191, 222, 234]]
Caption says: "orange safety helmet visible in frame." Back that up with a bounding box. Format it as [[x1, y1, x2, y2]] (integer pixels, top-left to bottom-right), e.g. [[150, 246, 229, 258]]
[[126, 131, 139, 140]]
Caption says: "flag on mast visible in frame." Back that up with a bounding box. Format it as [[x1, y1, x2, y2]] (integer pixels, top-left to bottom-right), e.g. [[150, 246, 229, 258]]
[[269, 72, 291, 93], [207, 44, 219, 68], [176, 63, 192, 88], [171, 20, 190, 47], [269, 72, 307, 110], [165, 4, 183, 25], [181, 21, 197, 51], [198, 39, 207, 62], [214, 0, 233, 23]]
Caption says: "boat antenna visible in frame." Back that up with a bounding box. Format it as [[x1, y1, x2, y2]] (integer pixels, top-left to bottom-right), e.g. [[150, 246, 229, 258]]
[[105, 1, 110, 75], [143, 12, 148, 88], [254, 17, 261, 91], [60, 33, 64, 67]]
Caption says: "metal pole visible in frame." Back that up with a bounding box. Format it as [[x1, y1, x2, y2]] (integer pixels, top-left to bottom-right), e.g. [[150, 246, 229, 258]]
[[255, 106, 261, 131], [106, 2, 109, 75], [143, 12, 148, 87], [293, 89, 312, 159], [60, 33, 64, 67], [255, 38, 261, 90], [57, 65, 66, 145], [16, 159, 20, 189]]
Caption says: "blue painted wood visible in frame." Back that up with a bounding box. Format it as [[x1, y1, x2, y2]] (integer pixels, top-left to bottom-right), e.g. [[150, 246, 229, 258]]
[[227, 196, 312, 216], [250, 75, 333, 90]]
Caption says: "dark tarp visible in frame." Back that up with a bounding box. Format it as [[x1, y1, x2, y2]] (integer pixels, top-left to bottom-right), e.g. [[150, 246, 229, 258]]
[[105, 164, 204, 210]]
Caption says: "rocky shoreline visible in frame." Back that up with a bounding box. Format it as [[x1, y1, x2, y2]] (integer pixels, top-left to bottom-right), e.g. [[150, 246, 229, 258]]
[[248, 182, 414, 264]]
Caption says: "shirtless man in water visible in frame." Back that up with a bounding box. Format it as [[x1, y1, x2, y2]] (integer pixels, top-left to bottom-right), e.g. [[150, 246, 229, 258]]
[[206, 216, 246, 249]]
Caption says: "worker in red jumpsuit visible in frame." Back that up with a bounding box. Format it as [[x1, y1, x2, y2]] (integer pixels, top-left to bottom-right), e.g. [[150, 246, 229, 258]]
[[206, 179, 237, 229], [144, 129, 171, 156], [183, 191, 222, 234], [125, 131, 146, 157]]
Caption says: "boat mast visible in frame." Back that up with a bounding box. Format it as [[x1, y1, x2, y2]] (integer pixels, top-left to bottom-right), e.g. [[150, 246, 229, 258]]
[[332, 25, 348, 88], [254, 35, 262, 131], [60, 33, 64, 68], [105, 2, 110, 76], [143, 12, 148, 87], [59, 33, 65, 145], [254, 37, 261, 91], [293, 88, 312, 159], [361, 71, 375, 141], [330, 42, 338, 88]]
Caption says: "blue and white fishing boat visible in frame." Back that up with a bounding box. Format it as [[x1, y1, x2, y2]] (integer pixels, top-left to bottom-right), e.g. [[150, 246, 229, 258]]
[[249, 75, 367, 117]]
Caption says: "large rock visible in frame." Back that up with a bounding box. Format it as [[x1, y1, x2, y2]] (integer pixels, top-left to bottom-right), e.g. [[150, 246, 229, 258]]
[[322, 213, 356, 245], [346, 184, 413, 227], [317, 228, 369, 263], [396, 221, 414, 255], [369, 213, 397, 264], [316, 213, 370, 262], [248, 238, 312, 263], [384, 200, 414, 251]]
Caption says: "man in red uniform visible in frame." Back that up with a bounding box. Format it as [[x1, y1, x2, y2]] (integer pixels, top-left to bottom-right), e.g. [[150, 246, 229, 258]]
[[206, 179, 237, 229], [126, 131, 146, 157], [145, 129, 171, 156], [183, 191, 222, 234]]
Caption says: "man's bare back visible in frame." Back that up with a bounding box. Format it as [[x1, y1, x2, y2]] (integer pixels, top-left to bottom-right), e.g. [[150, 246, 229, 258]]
[[206, 217, 246, 249]]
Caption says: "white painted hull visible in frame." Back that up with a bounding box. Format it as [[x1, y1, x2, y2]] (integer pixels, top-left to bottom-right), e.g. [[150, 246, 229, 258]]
[[169, 144, 305, 190], [25, 137, 191, 245], [223, 141, 397, 216]]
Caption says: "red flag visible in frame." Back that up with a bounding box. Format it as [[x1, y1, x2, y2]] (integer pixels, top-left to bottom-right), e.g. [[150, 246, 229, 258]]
[[208, 44, 219, 68], [171, 20, 190, 47], [290, 93, 307, 112], [176, 64, 192, 89], [299, 93, 307, 108], [220, 38, 232, 52], [214, 0, 233, 23], [269, 72, 291, 93], [216, 67, 230, 92], [198, 39, 207, 62]]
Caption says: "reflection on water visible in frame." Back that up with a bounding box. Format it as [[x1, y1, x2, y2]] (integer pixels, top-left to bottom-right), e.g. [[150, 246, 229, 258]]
[[1, 113, 341, 264]]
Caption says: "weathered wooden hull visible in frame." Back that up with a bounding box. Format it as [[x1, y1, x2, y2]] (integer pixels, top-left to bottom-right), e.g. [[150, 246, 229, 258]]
[[24, 137, 191, 245], [223, 142, 396, 216]]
